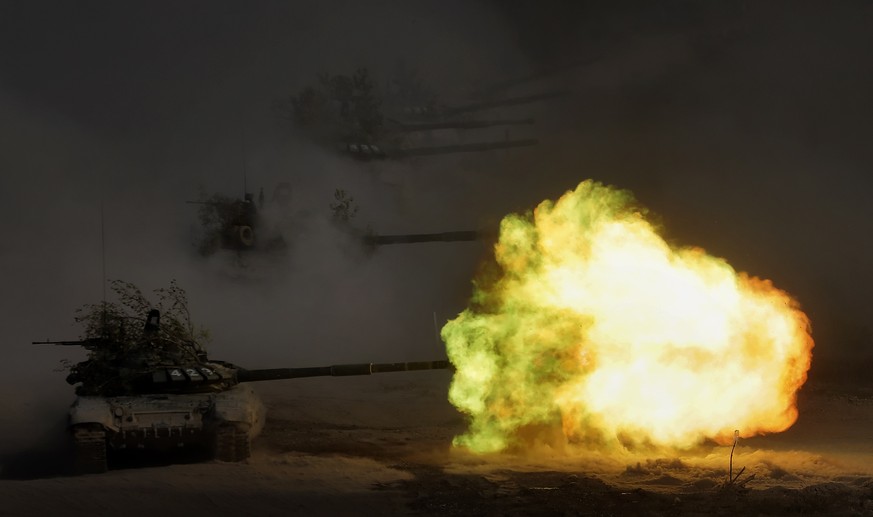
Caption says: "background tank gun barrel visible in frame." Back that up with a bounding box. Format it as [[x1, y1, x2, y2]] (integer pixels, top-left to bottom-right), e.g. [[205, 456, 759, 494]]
[[345, 138, 538, 160], [236, 360, 450, 383], [441, 90, 568, 117], [393, 118, 534, 132], [33, 338, 107, 346], [471, 56, 601, 98], [363, 230, 483, 246], [185, 199, 255, 207], [389, 138, 538, 158]]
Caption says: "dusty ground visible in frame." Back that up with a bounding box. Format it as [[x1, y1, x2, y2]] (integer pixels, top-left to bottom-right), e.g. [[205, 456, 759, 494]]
[[2, 371, 873, 516]]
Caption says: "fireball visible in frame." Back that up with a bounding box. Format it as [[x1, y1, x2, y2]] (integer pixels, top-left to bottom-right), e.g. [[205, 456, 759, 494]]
[[443, 180, 813, 453]]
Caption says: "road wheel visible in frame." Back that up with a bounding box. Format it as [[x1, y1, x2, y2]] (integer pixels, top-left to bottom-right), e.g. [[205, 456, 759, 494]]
[[72, 424, 108, 474]]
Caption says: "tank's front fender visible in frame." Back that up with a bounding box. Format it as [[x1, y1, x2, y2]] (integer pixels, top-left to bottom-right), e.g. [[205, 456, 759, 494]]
[[69, 396, 119, 432]]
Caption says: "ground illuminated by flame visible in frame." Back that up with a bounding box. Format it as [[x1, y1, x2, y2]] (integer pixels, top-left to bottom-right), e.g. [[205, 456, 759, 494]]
[[443, 180, 813, 453]]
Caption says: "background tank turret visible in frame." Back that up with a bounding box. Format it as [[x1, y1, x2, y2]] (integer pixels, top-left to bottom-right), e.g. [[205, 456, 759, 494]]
[[43, 280, 450, 473]]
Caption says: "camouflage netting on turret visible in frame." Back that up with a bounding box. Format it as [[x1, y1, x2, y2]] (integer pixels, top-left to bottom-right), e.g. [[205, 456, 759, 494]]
[[68, 280, 212, 395]]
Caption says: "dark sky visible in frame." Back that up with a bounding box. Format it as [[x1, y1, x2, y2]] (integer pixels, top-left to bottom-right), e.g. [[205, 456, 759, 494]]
[[2, 0, 873, 454]]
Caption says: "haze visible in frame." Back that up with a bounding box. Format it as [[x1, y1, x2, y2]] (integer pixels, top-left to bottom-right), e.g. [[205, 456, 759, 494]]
[[2, 0, 872, 466]]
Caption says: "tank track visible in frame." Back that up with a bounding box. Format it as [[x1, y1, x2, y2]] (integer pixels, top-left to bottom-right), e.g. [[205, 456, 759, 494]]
[[213, 423, 251, 462], [72, 424, 108, 474]]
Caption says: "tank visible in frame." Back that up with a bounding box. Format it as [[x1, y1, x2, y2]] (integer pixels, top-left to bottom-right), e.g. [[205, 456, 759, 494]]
[[39, 306, 449, 474]]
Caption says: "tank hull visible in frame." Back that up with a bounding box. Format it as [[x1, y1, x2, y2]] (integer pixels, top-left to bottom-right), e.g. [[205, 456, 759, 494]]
[[69, 384, 265, 473]]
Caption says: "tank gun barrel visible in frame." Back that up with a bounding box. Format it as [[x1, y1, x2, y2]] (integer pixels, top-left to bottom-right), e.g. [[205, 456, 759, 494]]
[[345, 138, 537, 160], [390, 138, 538, 158], [472, 56, 600, 98], [442, 90, 568, 117], [32, 338, 106, 346], [392, 118, 534, 132], [236, 360, 450, 383], [363, 230, 482, 246], [185, 199, 255, 207]]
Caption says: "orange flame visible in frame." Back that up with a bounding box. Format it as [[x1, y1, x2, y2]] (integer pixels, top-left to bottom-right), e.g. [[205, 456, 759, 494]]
[[443, 180, 813, 452]]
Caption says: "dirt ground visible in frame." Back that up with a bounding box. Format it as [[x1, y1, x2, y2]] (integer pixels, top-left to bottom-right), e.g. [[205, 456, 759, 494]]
[[2, 371, 872, 516]]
